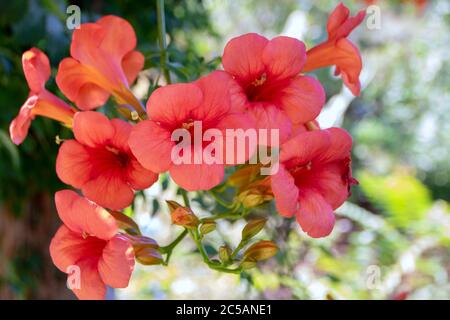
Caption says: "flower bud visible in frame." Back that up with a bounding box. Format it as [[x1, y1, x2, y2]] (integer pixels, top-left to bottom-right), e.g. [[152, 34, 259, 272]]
[[127, 235, 163, 266], [127, 235, 159, 251], [166, 200, 183, 212], [200, 219, 216, 235], [166, 200, 199, 228], [109, 210, 141, 235], [218, 245, 232, 264], [135, 247, 164, 265], [242, 218, 267, 241], [228, 164, 261, 188], [242, 240, 278, 262], [240, 260, 257, 270], [237, 189, 273, 209]]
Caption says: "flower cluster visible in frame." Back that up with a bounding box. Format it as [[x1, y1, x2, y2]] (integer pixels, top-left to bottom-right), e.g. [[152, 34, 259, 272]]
[[9, 3, 365, 299]]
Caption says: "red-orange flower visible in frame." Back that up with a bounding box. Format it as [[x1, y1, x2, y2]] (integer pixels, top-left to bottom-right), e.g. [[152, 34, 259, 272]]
[[222, 33, 325, 145], [271, 128, 357, 238], [56, 15, 145, 114], [9, 48, 75, 145], [303, 3, 366, 96], [129, 71, 255, 191], [50, 190, 135, 300], [56, 111, 158, 210]]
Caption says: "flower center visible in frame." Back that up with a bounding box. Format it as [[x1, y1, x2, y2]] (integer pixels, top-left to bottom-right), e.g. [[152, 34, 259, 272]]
[[105, 145, 129, 167], [181, 118, 195, 130], [290, 161, 313, 174], [289, 161, 315, 189], [245, 72, 290, 102], [251, 73, 267, 87]]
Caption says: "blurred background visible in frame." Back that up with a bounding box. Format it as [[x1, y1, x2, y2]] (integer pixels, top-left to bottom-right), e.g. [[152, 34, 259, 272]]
[[0, 0, 449, 299]]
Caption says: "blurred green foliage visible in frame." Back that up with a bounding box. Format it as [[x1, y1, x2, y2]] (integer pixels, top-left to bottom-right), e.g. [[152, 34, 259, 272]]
[[359, 170, 431, 228]]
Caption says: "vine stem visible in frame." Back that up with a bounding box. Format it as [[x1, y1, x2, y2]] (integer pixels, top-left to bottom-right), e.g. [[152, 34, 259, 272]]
[[180, 188, 190, 207], [160, 229, 188, 265], [230, 240, 247, 260], [190, 229, 242, 274], [207, 190, 236, 209], [156, 0, 171, 84]]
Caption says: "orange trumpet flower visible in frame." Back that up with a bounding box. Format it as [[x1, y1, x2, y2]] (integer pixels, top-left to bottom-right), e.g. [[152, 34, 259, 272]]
[[56, 15, 145, 116], [303, 3, 366, 96], [9, 48, 75, 145]]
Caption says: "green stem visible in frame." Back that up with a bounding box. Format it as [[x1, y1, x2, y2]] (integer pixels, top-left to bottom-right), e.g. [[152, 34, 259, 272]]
[[190, 229, 209, 263], [189, 229, 242, 274], [201, 206, 250, 222], [201, 211, 241, 222], [160, 229, 188, 265], [230, 240, 247, 260], [180, 188, 190, 207], [208, 190, 236, 209], [156, 0, 171, 84]]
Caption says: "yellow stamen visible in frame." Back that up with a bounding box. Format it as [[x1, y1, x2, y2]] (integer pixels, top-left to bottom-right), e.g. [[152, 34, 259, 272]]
[[105, 145, 120, 155], [251, 73, 267, 87], [182, 119, 195, 130]]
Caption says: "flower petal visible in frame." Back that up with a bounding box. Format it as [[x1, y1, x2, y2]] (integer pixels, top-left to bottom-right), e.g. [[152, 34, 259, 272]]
[[313, 162, 350, 209], [56, 57, 112, 110], [56, 140, 92, 188], [193, 71, 233, 122], [319, 127, 352, 163], [72, 258, 106, 300], [22, 48, 50, 93], [327, 3, 366, 41], [262, 36, 306, 80], [127, 159, 159, 190], [122, 50, 144, 85], [247, 103, 292, 146], [54, 190, 118, 240], [73, 111, 115, 148], [146, 83, 203, 127], [128, 120, 174, 173], [333, 39, 362, 96], [326, 3, 350, 39], [49, 225, 87, 272], [98, 235, 135, 288], [110, 118, 132, 152], [276, 75, 325, 124], [95, 15, 138, 65], [169, 161, 224, 191], [81, 174, 135, 210], [222, 33, 268, 84], [271, 164, 298, 218], [9, 95, 38, 145], [297, 189, 335, 238], [280, 129, 330, 165]]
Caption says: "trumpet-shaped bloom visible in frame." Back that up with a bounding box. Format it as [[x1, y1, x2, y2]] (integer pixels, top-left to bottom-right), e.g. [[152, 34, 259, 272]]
[[271, 128, 357, 238], [222, 33, 325, 144], [129, 71, 255, 191], [56, 111, 158, 210], [56, 15, 144, 113], [9, 48, 75, 145], [50, 190, 135, 300], [303, 3, 366, 96]]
